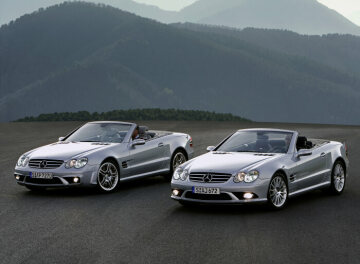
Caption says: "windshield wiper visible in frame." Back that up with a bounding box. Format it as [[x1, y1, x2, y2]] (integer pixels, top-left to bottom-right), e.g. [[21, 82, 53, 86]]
[[237, 150, 259, 153], [79, 140, 101, 142]]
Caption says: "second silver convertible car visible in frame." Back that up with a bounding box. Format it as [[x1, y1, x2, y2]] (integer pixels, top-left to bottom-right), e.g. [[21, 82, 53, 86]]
[[171, 128, 349, 209], [14, 121, 193, 192]]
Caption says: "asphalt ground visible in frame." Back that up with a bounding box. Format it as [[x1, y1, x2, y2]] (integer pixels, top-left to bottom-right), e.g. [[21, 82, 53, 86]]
[[0, 121, 359, 264]]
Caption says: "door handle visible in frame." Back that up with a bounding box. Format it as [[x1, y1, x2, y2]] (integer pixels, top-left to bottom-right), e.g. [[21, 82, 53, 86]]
[[320, 152, 326, 157], [158, 143, 164, 147]]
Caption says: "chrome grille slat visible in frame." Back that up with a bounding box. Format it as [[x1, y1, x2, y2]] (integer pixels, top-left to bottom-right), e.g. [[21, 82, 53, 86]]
[[29, 159, 64, 169], [189, 172, 232, 183]]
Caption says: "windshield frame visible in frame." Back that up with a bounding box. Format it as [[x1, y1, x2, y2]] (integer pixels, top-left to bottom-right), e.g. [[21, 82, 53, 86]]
[[62, 122, 136, 144], [214, 129, 296, 154]]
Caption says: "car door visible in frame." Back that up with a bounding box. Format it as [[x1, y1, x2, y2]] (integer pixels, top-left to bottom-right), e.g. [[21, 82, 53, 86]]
[[292, 147, 328, 191], [126, 137, 165, 177]]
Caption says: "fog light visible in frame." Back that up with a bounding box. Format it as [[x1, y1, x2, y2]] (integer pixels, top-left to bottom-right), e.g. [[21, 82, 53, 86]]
[[15, 175, 20, 180], [243, 192, 254, 199], [73, 177, 79, 183], [172, 189, 180, 196]]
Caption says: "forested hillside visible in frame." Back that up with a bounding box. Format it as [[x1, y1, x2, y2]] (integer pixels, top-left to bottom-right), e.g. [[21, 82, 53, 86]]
[[1, 2, 360, 124]]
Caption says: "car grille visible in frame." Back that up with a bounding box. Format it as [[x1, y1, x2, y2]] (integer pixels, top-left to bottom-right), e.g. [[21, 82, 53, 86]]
[[25, 177, 63, 185], [28, 159, 64, 169], [189, 172, 232, 183], [185, 192, 232, 200]]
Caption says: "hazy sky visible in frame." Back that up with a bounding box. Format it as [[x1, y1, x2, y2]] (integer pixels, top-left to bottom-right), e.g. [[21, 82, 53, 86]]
[[133, 0, 360, 25]]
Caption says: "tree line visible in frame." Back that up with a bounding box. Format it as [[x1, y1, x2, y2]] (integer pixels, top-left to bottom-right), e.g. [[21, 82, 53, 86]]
[[16, 109, 251, 122]]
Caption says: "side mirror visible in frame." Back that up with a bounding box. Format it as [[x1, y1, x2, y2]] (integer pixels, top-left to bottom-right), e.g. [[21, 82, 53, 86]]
[[296, 149, 312, 158], [207, 146, 216, 152], [132, 139, 146, 147], [58, 137, 65, 141]]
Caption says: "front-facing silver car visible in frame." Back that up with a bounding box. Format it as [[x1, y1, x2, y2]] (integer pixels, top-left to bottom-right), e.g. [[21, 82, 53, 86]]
[[171, 128, 349, 209], [14, 121, 193, 192]]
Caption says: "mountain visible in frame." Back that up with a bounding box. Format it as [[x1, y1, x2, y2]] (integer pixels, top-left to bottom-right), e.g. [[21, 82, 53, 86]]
[[178, 0, 360, 35], [0, 0, 176, 25], [2, 0, 360, 36], [1, 2, 360, 124], [174, 23, 360, 76]]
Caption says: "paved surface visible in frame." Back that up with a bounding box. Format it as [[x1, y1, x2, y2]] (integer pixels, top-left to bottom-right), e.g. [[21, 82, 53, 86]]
[[0, 121, 359, 264]]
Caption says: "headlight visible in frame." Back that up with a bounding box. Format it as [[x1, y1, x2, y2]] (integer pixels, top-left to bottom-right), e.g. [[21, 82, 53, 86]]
[[173, 168, 181, 180], [173, 167, 189, 181], [65, 158, 88, 169], [17, 155, 29, 167], [234, 170, 259, 183], [180, 169, 189, 181]]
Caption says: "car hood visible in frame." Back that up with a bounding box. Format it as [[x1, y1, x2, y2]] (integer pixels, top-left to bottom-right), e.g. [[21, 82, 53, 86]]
[[184, 151, 279, 174], [27, 142, 114, 160]]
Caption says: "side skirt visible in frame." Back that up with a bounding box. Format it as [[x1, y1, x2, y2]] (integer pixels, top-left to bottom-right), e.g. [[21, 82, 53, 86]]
[[120, 168, 170, 182], [289, 181, 331, 197]]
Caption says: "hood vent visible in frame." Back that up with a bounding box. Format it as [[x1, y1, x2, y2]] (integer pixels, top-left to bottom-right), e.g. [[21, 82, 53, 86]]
[[212, 151, 231, 155]]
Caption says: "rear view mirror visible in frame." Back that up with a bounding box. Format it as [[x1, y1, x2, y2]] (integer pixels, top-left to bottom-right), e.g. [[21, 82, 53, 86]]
[[132, 139, 146, 147], [296, 149, 312, 158], [207, 146, 216, 152]]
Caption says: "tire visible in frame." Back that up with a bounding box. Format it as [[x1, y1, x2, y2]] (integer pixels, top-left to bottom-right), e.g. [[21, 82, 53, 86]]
[[96, 161, 120, 193], [25, 185, 46, 192], [165, 150, 188, 180], [267, 173, 288, 210], [329, 161, 346, 195]]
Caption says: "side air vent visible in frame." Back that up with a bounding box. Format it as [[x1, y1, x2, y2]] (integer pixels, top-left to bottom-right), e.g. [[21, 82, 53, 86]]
[[290, 174, 296, 182], [122, 161, 128, 169]]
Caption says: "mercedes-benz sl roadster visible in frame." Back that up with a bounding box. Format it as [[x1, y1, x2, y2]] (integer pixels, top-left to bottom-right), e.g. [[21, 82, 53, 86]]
[[171, 128, 349, 209], [14, 121, 193, 192]]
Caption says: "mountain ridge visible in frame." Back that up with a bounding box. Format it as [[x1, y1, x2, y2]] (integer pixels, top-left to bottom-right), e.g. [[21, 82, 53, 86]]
[[1, 2, 360, 124], [1, 0, 360, 36]]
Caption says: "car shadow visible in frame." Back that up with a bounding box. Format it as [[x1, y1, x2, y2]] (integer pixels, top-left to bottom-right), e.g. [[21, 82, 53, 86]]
[[20, 175, 169, 198], [170, 189, 342, 216]]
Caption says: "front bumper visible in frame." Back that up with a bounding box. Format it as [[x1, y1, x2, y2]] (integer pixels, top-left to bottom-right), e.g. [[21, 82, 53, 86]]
[[14, 164, 99, 188], [171, 178, 269, 204]]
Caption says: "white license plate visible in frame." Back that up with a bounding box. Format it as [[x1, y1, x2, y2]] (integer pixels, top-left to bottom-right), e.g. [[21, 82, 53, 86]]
[[30, 172, 53, 179], [192, 187, 220, 194]]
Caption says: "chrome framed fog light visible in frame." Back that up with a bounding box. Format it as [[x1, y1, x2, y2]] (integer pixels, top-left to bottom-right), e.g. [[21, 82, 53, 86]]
[[243, 192, 254, 199], [172, 189, 180, 196]]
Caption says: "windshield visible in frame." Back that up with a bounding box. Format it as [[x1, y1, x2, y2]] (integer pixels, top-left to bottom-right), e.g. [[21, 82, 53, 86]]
[[217, 131, 293, 154], [65, 123, 132, 143]]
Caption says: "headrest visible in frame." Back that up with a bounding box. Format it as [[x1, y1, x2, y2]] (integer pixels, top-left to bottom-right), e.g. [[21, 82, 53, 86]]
[[296, 136, 308, 149], [138, 126, 148, 134]]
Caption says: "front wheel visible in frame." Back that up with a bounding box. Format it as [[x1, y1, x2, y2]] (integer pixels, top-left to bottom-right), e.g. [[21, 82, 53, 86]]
[[329, 161, 346, 195], [267, 174, 288, 210], [97, 161, 120, 193]]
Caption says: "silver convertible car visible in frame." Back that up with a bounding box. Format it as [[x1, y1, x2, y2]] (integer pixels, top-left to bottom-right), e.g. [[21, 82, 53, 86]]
[[14, 121, 193, 192], [171, 128, 349, 209]]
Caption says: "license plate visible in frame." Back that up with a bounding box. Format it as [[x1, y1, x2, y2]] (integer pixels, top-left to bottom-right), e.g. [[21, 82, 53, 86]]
[[30, 172, 53, 179], [192, 187, 220, 195]]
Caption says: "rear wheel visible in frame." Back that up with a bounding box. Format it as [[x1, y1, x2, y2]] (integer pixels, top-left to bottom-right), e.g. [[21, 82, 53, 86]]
[[97, 161, 120, 193], [329, 161, 346, 195], [165, 150, 187, 180], [267, 173, 288, 210]]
